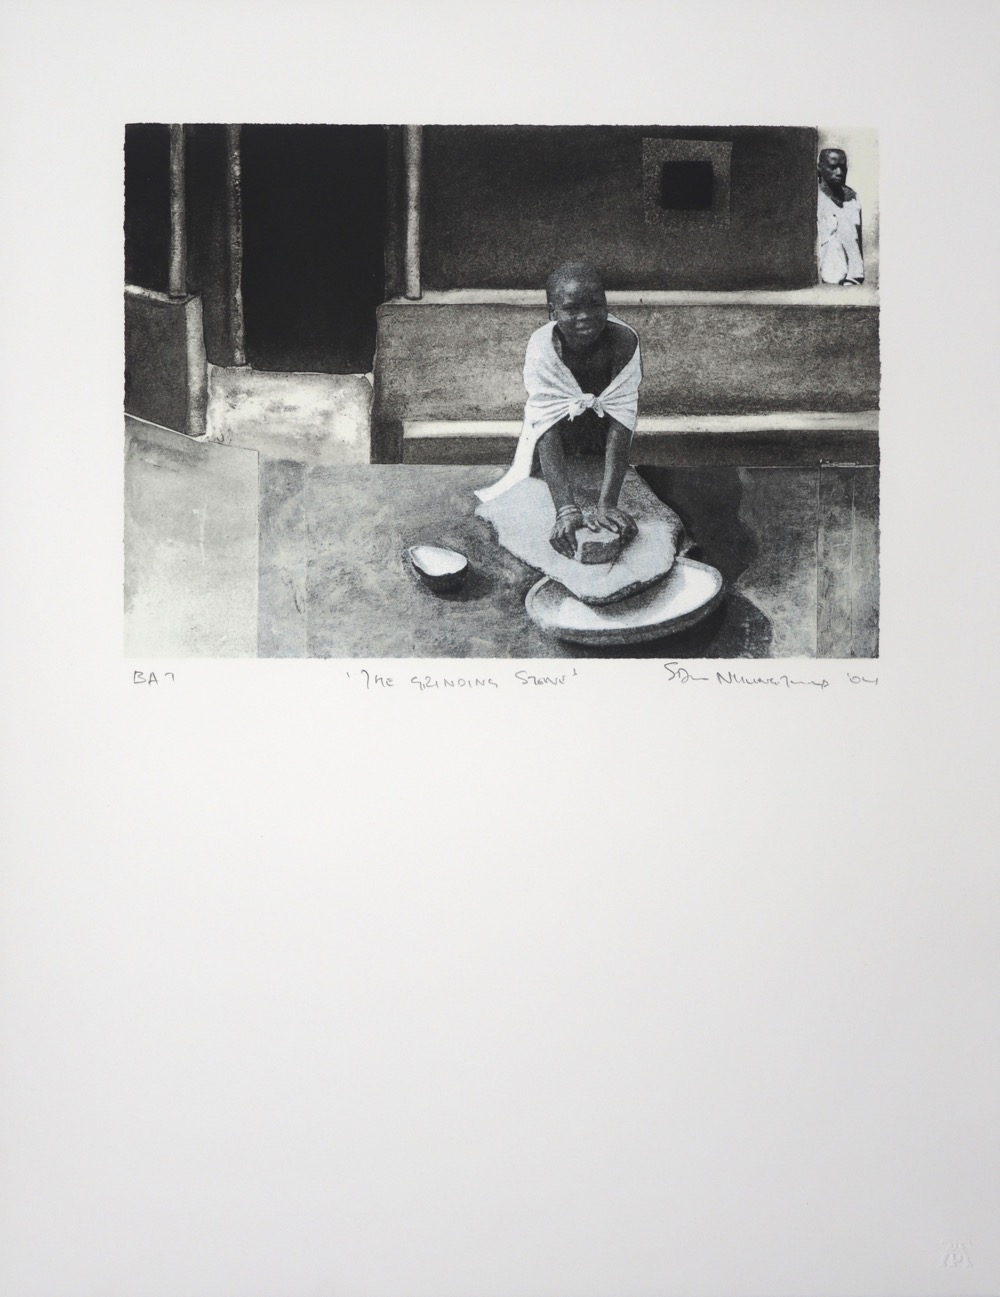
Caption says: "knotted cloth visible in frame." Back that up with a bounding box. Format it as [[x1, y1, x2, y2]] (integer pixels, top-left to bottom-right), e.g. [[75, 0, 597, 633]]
[[475, 317, 642, 503]]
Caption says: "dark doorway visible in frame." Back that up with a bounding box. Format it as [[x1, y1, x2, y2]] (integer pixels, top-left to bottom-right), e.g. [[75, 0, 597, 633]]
[[124, 123, 171, 293], [240, 125, 387, 374]]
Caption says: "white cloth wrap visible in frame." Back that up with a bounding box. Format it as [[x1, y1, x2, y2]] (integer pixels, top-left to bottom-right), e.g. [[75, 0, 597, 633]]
[[475, 316, 642, 503], [817, 189, 864, 285]]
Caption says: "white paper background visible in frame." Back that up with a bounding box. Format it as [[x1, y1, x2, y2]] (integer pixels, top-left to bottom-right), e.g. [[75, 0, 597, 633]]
[[2, 2, 998, 1295]]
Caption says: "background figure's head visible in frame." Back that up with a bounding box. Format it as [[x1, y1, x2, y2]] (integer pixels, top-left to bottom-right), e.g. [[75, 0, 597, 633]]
[[818, 148, 848, 193], [546, 262, 608, 352]]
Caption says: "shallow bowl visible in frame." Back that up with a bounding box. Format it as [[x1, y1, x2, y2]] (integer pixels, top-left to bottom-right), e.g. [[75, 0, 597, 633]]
[[525, 556, 724, 645], [406, 544, 469, 592]]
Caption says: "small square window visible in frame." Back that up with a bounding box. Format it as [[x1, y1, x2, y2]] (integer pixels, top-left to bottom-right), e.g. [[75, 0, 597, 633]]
[[643, 138, 732, 226], [659, 160, 714, 211]]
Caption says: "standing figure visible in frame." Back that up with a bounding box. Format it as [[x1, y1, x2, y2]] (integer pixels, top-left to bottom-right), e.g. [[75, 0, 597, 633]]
[[817, 148, 864, 286]]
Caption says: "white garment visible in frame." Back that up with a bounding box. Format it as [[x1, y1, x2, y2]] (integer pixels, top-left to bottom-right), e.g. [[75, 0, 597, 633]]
[[475, 316, 642, 503], [818, 188, 864, 284]]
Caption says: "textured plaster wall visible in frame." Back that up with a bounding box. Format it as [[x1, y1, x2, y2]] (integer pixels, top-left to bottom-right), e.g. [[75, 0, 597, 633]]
[[420, 127, 819, 290]]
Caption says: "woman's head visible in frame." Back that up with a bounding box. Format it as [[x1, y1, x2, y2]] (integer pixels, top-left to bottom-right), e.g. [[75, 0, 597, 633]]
[[546, 262, 608, 352]]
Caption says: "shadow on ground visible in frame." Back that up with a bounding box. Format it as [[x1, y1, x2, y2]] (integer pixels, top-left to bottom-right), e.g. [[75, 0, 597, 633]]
[[632, 465, 773, 658]]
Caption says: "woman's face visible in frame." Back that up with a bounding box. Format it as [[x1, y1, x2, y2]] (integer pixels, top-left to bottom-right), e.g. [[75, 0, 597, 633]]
[[549, 277, 609, 352]]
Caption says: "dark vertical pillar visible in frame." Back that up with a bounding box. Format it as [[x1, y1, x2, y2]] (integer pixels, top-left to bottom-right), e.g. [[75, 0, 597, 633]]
[[403, 125, 422, 300], [227, 125, 246, 366], [184, 124, 247, 368], [384, 126, 406, 299], [168, 124, 187, 297]]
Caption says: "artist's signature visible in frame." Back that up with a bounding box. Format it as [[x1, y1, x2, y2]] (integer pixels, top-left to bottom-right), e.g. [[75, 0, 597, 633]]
[[716, 670, 830, 688], [663, 664, 878, 688], [663, 663, 709, 683]]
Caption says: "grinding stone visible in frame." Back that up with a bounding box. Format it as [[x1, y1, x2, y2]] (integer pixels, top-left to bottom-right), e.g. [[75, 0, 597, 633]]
[[574, 526, 623, 564], [475, 462, 687, 605]]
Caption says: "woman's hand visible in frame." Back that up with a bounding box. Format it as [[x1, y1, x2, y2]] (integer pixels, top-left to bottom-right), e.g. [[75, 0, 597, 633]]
[[587, 504, 637, 542], [550, 503, 583, 558]]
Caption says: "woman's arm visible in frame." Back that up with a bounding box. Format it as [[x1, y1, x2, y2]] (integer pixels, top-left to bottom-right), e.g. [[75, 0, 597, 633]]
[[589, 418, 638, 541], [599, 419, 632, 510], [537, 423, 576, 511], [537, 423, 583, 558]]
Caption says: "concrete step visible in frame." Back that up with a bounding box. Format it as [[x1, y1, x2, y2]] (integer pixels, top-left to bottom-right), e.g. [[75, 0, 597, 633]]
[[372, 295, 880, 461], [402, 411, 880, 467], [206, 365, 373, 465]]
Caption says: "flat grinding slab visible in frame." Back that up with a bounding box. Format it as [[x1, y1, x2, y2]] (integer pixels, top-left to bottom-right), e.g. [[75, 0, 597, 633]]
[[475, 463, 687, 605], [526, 557, 725, 645]]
